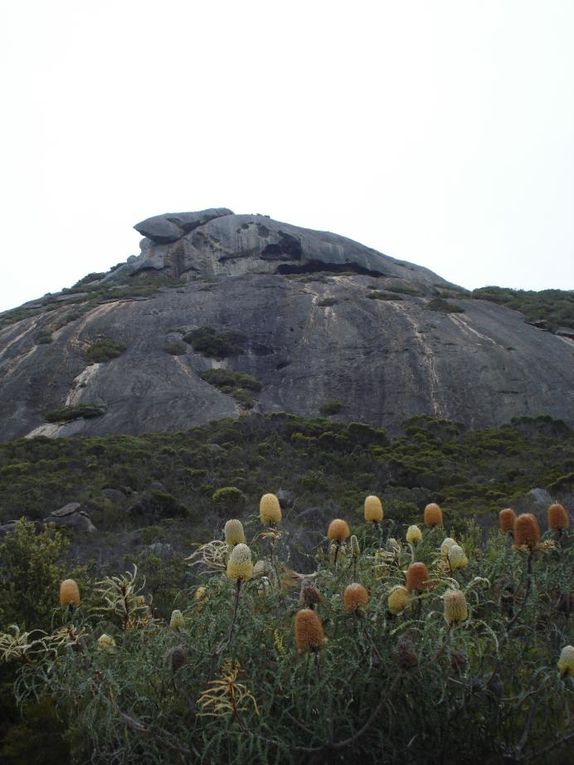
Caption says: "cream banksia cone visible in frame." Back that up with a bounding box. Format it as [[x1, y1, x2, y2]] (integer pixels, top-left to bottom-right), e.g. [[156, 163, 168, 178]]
[[406, 562, 430, 592], [406, 525, 422, 544], [364, 495, 383, 523], [447, 544, 468, 570], [343, 583, 369, 614], [548, 503, 570, 532], [226, 543, 254, 581], [499, 508, 517, 534], [259, 493, 282, 525], [169, 609, 185, 630], [444, 589, 468, 623], [388, 585, 410, 614], [328, 519, 351, 542], [424, 503, 443, 527], [97, 634, 116, 651], [514, 513, 541, 549], [224, 519, 246, 547], [440, 538, 457, 558], [59, 579, 80, 607], [350, 535, 360, 557], [557, 645, 574, 677], [294, 608, 325, 653]]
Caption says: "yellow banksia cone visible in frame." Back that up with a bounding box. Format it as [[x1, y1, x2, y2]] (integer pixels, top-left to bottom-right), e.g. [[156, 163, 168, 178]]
[[406, 562, 430, 592], [224, 518, 246, 547], [194, 586, 207, 601], [328, 519, 351, 542], [343, 583, 369, 613], [97, 633, 116, 651], [514, 513, 541, 549], [448, 544, 468, 570], [440, 537, 457, 558], [364, 495, 383, 523], [444, 589, 468, 623], [259, 493, 282, 525], [59, 579, 80, 607], [226, 543, 254, 581], [387, 585, 410, 614], [424, 503, 443, 527], [294, 608, 325, 653], [548, 503, 570, 531], [169, 609, 185, 630], [499, 508, 517, 534], [406, 525, 422, 544], [557, 645, 574, 677]]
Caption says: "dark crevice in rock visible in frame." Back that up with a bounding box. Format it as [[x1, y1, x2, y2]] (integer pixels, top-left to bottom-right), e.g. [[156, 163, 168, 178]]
[[261, 232, 303, 261], [276, 260, 383, 278]]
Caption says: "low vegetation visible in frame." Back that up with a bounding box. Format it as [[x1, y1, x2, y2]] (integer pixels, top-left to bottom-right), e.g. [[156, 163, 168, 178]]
[[84, 338, 126, 363], [472, 286, 574, 331], [183, 327, 247, 359], [200, 369, 262, 409], [44, 404, 106, 423]]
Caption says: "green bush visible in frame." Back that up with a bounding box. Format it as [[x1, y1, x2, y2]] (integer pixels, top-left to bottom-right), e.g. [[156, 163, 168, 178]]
[[85, 338, 126, 363], [184, 327, 247, 359], [319, 400, 343, 416], [211, 486, 247, 511], [44, 404, 106, 423], [427, 298, 465, 313]]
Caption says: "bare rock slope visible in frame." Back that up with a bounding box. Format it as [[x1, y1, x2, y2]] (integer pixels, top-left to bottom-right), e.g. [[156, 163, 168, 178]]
[[0, 209, 572, 441]]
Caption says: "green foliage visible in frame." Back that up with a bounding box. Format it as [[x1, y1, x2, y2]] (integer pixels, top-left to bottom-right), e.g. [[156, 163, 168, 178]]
[[366, 290, 403, 301], [316, 297, 337, 307], [319, 400, 343, 416], [427, 297, 465, 313], [0, 697, 70, 764], [162, 340, 187, 355], [211, 486, 247, 512], [201, 369, 262, 408], [1, 520, 572, 763], [184, 327, 247, 359], [473, 286, 574, 330], [84, 337, 126, 363], [33, 331, 53, 345], [0, 519, 73, 630], [44, 403, 106, 423]]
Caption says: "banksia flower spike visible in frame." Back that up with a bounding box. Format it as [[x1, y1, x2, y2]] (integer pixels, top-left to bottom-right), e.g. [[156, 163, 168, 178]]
[[499, 508, 517, 534], [328, 519, 351, 542], [406, 562, 430, 592], [224, 518, 246, 548], [169, 609, 185, 630], [388, 585, 410, 614], [194, 585, 207, 601], [343, 583, 369, 614], [444, 589, 468, 623], [440, 538, 457, 558], [394, 636, 418, 668], [294, 608, 325, 653], [364, 495, 383, 524], [557, 645, 574, 677], [59, 579, 80, 608], [350, 535, 360, 557], [259, 493, 282, 526], [424, 503, 443, 527], [548, 503, 570, 532], [226, 543, 254, 581], [300, 579, 322, 609], [447, 544, 468, 570], [514, 513, 541, 550], [406, 525, 422, 544], [97, 633, 116, 651]]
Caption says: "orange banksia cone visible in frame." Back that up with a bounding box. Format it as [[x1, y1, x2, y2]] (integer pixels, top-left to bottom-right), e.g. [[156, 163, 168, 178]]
[[548, 503, 569, 532], [514, 513, 541, 549], [343, 583, 369, 613], [499, 508, 517, 534], [424, 503, 443, 527], [406, 562, 430, 592], [294, 608, 325, 653]]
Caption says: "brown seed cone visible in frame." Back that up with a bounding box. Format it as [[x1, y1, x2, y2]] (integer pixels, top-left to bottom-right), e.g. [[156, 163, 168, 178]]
[[548, 503, 570, 531], [394, 636, 418, 669], [343, 583, 369, 613], [165, 645, 189, 672], [450, 650, 468, 674], [424, 503, 443, 527], [294, 608, 325, 653], [59, 579, 80, 607], [514, 513, 541, 549], [499, 507, 517, 534], [327, 518, 351, 542], [300, 580, 322, 609], [406, 562, 430, 592]]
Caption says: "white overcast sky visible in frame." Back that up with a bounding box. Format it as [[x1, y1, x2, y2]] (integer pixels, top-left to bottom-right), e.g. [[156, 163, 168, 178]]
[[1, 0, 573, 312]]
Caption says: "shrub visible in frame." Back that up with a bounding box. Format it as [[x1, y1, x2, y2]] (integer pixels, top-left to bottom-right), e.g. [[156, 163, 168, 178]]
[[84, 337, 126, 363], [319, 400, 343, 416], [183, 327, 247, 359], [427, 297, 465, 313], [44, 404, 106, 423], [212, 486, 247, 512]]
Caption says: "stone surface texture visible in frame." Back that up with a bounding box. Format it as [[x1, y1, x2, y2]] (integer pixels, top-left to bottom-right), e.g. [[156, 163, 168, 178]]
[[0, 211, 573, 442]]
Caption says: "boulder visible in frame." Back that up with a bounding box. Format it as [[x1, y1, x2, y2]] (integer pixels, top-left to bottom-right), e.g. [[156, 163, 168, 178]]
[[44, 502, 96, 533], [134, 208, 233, 243]]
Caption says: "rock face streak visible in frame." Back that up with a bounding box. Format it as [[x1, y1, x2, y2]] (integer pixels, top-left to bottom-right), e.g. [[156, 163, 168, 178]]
[[0, 209, 572, 441]]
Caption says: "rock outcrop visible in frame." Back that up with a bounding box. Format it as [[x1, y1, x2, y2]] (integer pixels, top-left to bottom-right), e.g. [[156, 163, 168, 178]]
[[0, 210, 573, 441]]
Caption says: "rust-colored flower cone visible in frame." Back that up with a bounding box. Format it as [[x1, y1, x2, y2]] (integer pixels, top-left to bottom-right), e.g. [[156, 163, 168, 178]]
[[327, 518, 350, 542], [548, 503, 570, 531], [406, 562, 430, 592], [343, 583, 369, 613], [499, 508, 517, 534], [300, 580, 322, 609], [514, 513, 541, 549], [424, 503, 443, 527], [59, 579, 80, 607], [294, 608, 325, 653]]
